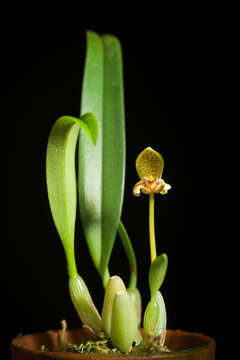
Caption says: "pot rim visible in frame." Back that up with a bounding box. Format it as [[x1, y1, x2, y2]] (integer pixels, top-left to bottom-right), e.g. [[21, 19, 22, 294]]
[[11, 328, 216, 359]]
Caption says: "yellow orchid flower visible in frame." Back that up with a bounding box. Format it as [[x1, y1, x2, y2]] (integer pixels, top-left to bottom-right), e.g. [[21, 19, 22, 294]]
[[132, 147, 171, 264], [133, 147, 171, 197]]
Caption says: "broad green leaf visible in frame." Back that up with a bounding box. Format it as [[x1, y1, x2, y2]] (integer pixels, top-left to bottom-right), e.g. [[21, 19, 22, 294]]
[[149, 253, 168, 299], [100, 35, 125, 283], [79, 31, 104, 274], [46, 113, 97, 277], [79, 32, 125, 287]]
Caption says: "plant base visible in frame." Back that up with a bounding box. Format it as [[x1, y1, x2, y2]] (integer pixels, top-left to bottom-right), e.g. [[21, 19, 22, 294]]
[[11, 327, 215, 359]]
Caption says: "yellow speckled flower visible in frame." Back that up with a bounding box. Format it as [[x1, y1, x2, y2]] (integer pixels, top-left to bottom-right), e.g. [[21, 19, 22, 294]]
[[133, 147, 171, 197]]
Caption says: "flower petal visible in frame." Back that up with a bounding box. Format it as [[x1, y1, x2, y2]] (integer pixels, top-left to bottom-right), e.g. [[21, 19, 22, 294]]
[[159, 183, 172, 195], [133, 181, 142, 197], [136, 147, 164, 180]]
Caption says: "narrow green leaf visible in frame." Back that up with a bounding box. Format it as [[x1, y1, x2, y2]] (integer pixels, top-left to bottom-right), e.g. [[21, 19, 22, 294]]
[[111, 291, 138, 353], [46, 114, 97, 277], [79, 32, 126, 288], [118, 221, 137, 289], [100, 35, 126, 283], [149, 253, 168, 299], [79, 31, 104, 274]]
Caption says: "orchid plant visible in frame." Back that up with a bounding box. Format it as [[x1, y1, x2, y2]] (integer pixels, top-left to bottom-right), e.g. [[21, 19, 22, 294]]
[[46, 30, 171, 354]]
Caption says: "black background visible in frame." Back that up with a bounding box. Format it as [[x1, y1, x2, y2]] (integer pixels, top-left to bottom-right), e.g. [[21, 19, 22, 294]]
[[5, 6, 224, 359]]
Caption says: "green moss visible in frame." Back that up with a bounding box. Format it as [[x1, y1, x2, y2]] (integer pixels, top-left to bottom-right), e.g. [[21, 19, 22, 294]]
[[130, 334, 170, 354], [40, 321, 170, 355], [54, 333, 120, 355], [41, 333, 170, 355]]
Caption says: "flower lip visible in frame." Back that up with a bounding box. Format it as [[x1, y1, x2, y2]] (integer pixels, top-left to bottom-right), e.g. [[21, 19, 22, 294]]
[[146, 179, 156, 184]]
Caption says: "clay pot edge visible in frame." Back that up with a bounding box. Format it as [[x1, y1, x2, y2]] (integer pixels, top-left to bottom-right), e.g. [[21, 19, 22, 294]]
[[11, 328, 216, 359]]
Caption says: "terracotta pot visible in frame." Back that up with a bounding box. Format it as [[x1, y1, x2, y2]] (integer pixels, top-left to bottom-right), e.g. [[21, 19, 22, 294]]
[[11, 327, 215, 360]]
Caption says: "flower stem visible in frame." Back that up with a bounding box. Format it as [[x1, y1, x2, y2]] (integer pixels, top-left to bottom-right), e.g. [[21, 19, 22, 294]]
[[149, 193, 157, 263], [118, 221, 137, 289]]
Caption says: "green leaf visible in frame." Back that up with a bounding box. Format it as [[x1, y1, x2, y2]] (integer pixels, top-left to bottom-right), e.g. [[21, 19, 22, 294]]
[[100, 35, 126, 283], [79, 31, 104, 274], [79, 31, 126, 287], [46, 113, 101, 334], [149, 253, 168, 299], [46, 113, 97, 277]]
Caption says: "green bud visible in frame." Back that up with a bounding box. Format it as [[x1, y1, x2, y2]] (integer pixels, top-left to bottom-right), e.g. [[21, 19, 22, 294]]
[[149, 253, 168, 299], [127, 287, 142, 326], [101, 276, 126, 336], [69, 274, 101, 334], [127, 288, 143, 345], [111, 291, 138, 353]]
